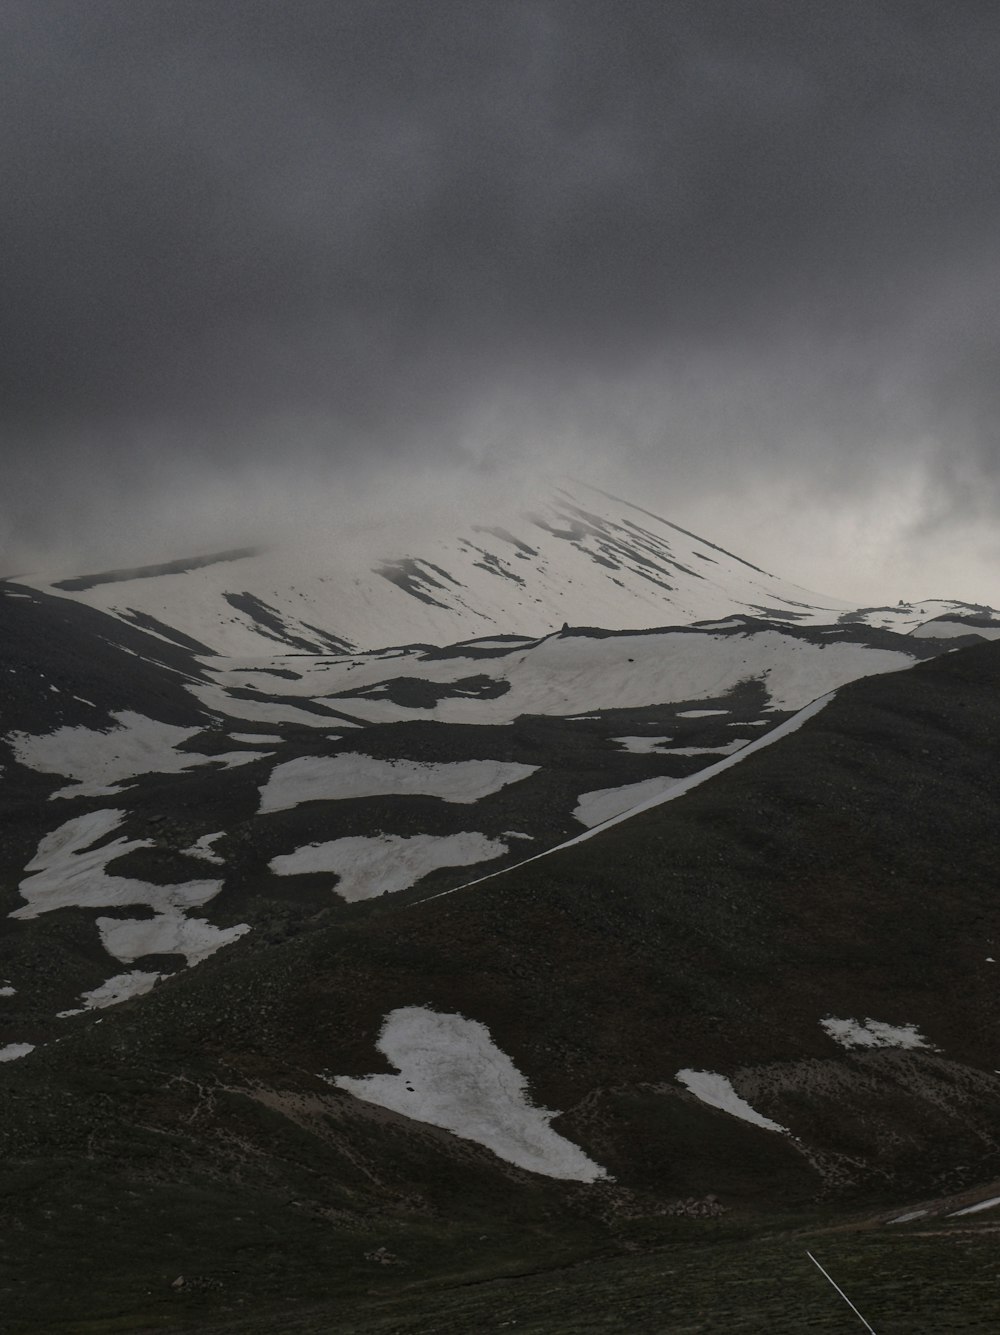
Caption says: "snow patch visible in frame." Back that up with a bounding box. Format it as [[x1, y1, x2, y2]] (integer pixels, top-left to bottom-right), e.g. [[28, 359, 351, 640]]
[[182, 831, 226, 865], [11, 809, 222, 919], [0, 1043, 34, 1062], [270, 832, 507, 901], [332, 1006, 609, 1181], [58, 970, 163, 1016], [6, 711, 268, 798], [820, 1017, 933, 1050], [677, 709, 729, 718], [612, 735, 673, 754], [259, 754, 537, 813], [96, 910, 249, 966], [676, 1069, 788, 1133]]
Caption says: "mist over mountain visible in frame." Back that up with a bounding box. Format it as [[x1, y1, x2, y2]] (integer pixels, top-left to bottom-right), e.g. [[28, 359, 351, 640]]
[[4, 2, 1000, 604]]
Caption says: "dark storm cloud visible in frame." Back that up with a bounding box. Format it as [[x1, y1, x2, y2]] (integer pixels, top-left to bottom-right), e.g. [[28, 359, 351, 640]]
[[4, 0, 1000, 564]]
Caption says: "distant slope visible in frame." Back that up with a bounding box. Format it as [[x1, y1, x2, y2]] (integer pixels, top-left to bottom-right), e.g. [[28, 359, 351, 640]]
[[23, 481, 852, 654]]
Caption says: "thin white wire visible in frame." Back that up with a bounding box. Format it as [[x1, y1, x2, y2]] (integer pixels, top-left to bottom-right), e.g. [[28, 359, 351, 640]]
[[806, 1251, 878, 1334]]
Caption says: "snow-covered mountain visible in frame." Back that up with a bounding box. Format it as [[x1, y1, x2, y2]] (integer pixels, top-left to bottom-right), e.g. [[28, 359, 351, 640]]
[[25, 480, 857, 654], [3, 483, 1000, 1331]]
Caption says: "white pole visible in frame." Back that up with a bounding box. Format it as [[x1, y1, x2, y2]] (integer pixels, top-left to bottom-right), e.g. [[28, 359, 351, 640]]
[[806, 1250, 878, 1334]]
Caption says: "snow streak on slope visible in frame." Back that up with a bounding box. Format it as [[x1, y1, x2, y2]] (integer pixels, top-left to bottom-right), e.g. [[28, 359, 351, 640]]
[[676, 1070, 788, 1134], [430, 692, 838, 900], [27, 482, 849, 654]]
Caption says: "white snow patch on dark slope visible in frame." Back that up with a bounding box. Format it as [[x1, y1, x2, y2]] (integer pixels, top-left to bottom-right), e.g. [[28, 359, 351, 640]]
[[331, 1006, 609, 1182], [821, 1017, 934, 1050], [11, 810, 222, 920], [6, 711, 267, 799], [269, 833, 508, 901], [258, 754, 537, 813], [676, 1070, 788, 1133], [0, 1043, 35, 1062], [96, 911, 249, 967], [57, 970, 164, 1017]]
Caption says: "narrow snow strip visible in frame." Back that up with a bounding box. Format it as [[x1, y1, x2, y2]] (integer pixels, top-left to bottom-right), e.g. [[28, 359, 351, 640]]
[[425, 691, 837, 900], [96, 910, 249, 966], [270, 832, 507, 901], [0, 1043, 34, 1062], [888, 1209, 928, 1224], [677, 709, 729, 718], [12, 809, 222, 919], [676, 1069, 788, 1133], [332, 1006, 609, 1181], [668, 741, 748, 757], [259, 754, 537, 813], [949, 1195, 1000, 1217], [820, 1017, 932, 1050], [230, 733, 280, 743]]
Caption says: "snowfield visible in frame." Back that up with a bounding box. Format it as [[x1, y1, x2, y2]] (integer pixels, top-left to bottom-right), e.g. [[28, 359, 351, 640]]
[[204, 626, 917, 731], [332, 1006, 609, 1181]]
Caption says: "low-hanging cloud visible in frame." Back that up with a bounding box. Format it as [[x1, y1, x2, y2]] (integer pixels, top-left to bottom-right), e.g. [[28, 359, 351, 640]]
[[3, 1, 1000, 600]]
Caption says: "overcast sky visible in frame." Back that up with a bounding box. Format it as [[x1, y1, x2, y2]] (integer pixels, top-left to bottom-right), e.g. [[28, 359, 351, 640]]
[[4, 1, 1000, 603]]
